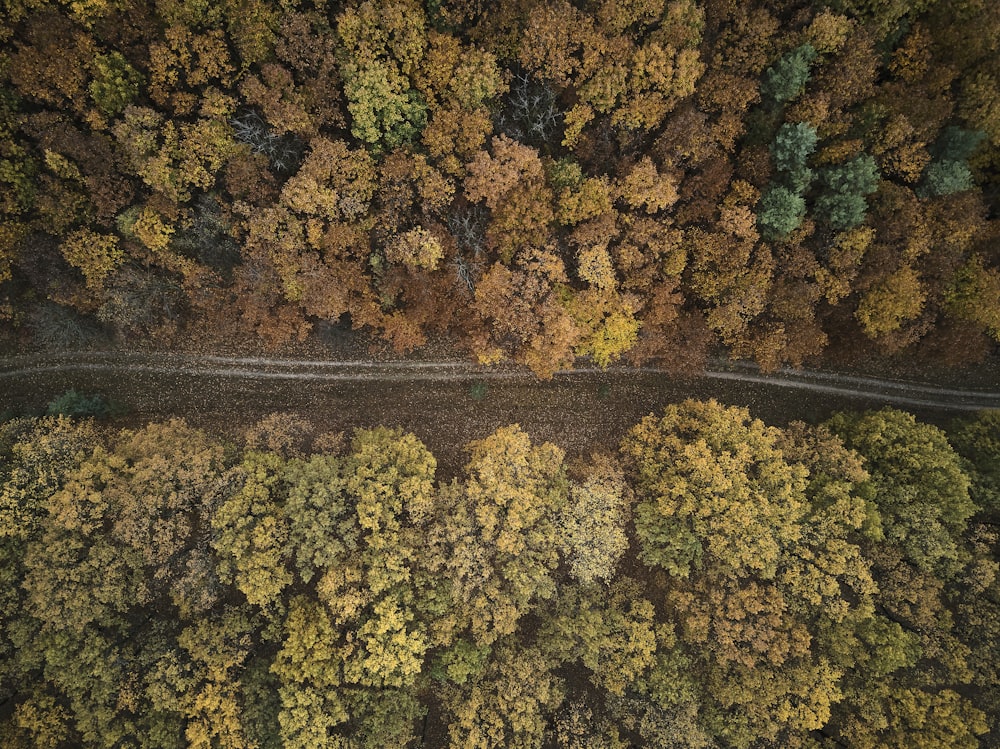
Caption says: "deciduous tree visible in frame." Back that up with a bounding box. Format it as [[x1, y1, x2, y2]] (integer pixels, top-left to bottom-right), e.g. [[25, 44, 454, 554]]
[[429, 425, 568, 644]]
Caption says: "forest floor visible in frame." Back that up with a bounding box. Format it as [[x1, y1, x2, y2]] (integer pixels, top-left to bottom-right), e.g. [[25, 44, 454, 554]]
[[2, 347, 998, 476]]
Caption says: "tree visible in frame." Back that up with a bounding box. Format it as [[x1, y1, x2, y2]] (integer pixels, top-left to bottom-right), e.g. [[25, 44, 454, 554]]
[[619, 403, 886, 747], [538, 579, 658, 696], [464, 135, 545, 211], [814, 190, 870, 230], [567, 289, 642, 368], [271, 10, 345, 134], [271, 596, 349, 748], [949, 410, 1000, 517], [616, 157, 679, 214], [756, 185, 806, 238], [6, 13, 94, 115], [621, 399, 808, 579], [336, 0, 430, 153], [771, 122, 817, 182], [211, 451, 292, 608], [827, 408, 977, 578], [943, 254, 1000, 342], [330, 427, 438, 689], [0, 416, 100, 543], [114, 107, 236, 204], [148, 25, 234, 116], [279, 137, 376, 223], [774, 422, 880, 613], [342, 60, 428, 151], [556, 455, 631, 585], [833, 681, 988, 749], [386, 227, 444, 271], [59, 228, 123, 291], [854, 264, 926, 344], [282, 454, 354, 584], [429, 425, 568, 644], [920, 159, 976, 197], [821, 153, 879, 194], [440, 644, 564, 749], [147, 607, 260, 748], [89, 52, 142, 117], [762, 44, 816, 103]]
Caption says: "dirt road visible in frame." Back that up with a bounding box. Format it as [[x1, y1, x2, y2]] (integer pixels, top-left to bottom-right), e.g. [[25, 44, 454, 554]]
[[2, 352, 996, 473]]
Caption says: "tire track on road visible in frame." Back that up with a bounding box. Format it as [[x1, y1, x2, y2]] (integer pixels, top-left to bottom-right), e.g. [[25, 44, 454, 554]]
[[1, 353, 998, 412]]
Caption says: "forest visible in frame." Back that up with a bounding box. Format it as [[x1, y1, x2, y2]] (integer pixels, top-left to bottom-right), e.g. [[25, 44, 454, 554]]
[[3, 0, 1000, 746], [1, 0, 999, 374], [0, 400, 998, 747]]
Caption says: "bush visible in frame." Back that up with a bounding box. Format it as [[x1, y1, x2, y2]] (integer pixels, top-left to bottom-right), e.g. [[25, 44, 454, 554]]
[[28, 303, 106, 349], [46, 390, 113, 418]]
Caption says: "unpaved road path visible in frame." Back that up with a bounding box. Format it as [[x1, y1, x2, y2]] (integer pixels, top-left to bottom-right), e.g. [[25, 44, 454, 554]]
[[2, 352, 996, 472], [2, 352, 998, 410]]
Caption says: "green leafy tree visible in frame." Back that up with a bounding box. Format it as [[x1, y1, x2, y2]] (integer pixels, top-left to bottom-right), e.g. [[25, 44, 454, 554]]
[[949, 410, 1000, 516], [45, 390, 111, 419], [762, 44, 817, 103], [931, 126, 986, 162], [89, 52, 142, 116], [815, 154, 880, 229], [771, 121, 817, 189], [920, 159, 975, 197], [822, 153, 880, 195], [346, 687, 426, 749], [827, 408, 977, 578], [918, 126, 984, 198], [756, 185, 806, 238], [814, 190, 870, 230]]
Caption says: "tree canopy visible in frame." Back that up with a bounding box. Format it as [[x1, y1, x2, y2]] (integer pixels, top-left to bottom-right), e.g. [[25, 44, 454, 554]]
[[1, 0, 998, 374], [1, 401, 995, 747]]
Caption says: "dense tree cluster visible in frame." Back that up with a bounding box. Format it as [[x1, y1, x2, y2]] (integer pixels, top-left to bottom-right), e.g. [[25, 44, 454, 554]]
[[1, 400, 998, 747], [1, 0, 999, 373]]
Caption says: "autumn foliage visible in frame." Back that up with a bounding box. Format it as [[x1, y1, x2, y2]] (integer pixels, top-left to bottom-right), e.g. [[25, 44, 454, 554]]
[[1, 401, 998, 747], [0, 0, 997, 373]]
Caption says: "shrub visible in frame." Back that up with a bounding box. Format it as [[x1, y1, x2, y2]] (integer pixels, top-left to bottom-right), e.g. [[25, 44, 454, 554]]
[[46, 390, 112, 418]]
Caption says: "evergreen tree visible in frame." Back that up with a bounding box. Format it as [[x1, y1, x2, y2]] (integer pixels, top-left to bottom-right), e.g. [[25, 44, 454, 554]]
[[762, 44, 817, 103], [757, 185, 806, 238]]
